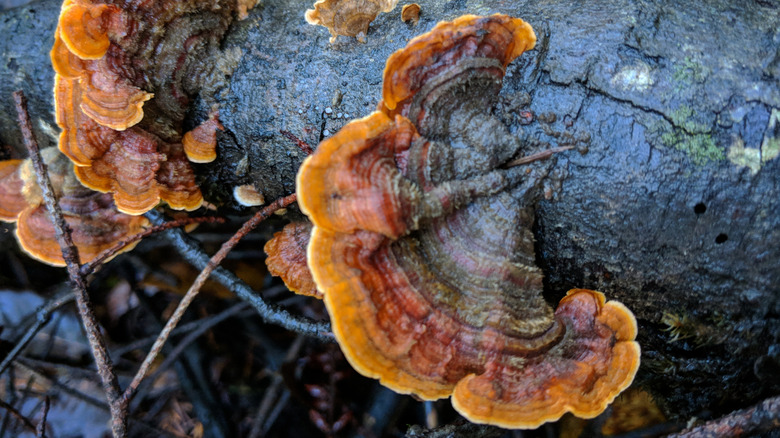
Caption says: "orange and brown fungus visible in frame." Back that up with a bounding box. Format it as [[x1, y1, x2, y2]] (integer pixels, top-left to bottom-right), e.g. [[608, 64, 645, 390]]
[[296, 15, 640, 428], [57, 77, 201, 215], [51, 0, 253, 215], [0, 159, 27, 221], [264, 222, 321, 299], [379, 14, 536, 124], [0, 148, 148, 267], [305, 0, 400, 43], [183, 110, 223, 164], [400, 3, 420, 25]]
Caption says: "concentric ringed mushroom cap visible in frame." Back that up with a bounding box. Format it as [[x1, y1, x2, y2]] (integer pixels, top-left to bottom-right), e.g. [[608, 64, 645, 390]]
[[264, 221, 321, 299], [183, 110, 223, 163], [297, 111, 421, 239], [306, 0, 400, 43], [294, 14, 640, 428], [0, 160, 27, 222], [380, 14, 536, 115], [57, 2, 118, 60], [0, 149, 148, 267], [450, 289, 641, 428]]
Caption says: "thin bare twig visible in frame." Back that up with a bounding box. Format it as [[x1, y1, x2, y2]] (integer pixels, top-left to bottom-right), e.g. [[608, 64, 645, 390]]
[[110, 300, 266, 358], [35, 397, 49, 438], [262, 390, 291, 436], [9, 360, 177, 438], [0, 398, 37, 434], [144, 210, 333, 340], [505, 146, 573, 167], [280, 130, 314, 155], [123, 193, 299, 405], [0, 290, 75, 375], [80, 215, 225, 276], [668, 395, 780, 437], [145, 301, 250, 384], [248, 335, 306, 438], [13, 90, 126, 437], [404, 421, 503, 438]]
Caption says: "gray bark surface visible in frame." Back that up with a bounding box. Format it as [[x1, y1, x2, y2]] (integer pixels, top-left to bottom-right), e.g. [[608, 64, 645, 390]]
[[1, 0, 779, 421]]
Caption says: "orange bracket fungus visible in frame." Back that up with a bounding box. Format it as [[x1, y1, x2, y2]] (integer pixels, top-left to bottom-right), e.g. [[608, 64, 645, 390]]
[[306, 0, 400, 43], [183, 110, 224, 164], [0, 159, 27, 221], [290, 14, 640, 428], [264, 221, 321, 299], [0, 148, 148, 266], [51, 0, 251, 215]]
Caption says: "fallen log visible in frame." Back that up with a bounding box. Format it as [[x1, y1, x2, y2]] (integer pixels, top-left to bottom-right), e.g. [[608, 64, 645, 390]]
[[1, 0, 778, 422]]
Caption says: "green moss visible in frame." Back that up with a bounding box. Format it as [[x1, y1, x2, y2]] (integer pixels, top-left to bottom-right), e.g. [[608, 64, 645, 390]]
[[669, 105, 707, 133], [673, 56, 707, 91], [654, 105, 724, 165], [661, 130, 722, 165]]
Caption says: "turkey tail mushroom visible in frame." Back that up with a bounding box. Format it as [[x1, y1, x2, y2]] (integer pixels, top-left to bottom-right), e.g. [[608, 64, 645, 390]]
[[290, 14, 640, 429]]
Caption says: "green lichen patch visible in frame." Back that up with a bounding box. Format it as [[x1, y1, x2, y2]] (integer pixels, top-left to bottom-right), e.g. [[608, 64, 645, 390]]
[[672, 56, 708, 91], [651, 105, 724, 165], [661, 131, 721, 165]]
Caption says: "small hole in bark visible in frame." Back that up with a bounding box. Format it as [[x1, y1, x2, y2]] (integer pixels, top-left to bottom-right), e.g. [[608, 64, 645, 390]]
[[715, 233, 728, 244], [694, 203, 706, 215]]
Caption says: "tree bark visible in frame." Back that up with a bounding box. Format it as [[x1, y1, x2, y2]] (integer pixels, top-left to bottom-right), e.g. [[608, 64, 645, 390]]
[[1, 0, 779, 421]]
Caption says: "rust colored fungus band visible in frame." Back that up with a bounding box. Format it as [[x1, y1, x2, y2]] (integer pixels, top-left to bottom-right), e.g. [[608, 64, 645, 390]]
[[264, 221, 321, 299], [0, 159, 27, 221], [0, 149, 148, 267], [295, 14, 640, 428], [51, 0, 249, 215], [306, 0, 400, 43], [183, 110, 224, 164], [380, 14, 536, 115]]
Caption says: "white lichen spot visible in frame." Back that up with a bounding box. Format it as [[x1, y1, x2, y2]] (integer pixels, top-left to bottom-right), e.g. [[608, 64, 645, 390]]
[[611, 62, 653, 92]]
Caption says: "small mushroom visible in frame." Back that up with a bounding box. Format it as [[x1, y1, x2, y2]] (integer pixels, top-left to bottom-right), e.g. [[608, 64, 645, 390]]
[[306, 0, 399, 43], [0, 148, 148, 266], [57, 2, 118, 60], [183, 110, 224, 164], [264, 222, 320, 299], [294, 14, 640, 428], [400, 4, 420, 25], [233, 184, 265, 207]]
